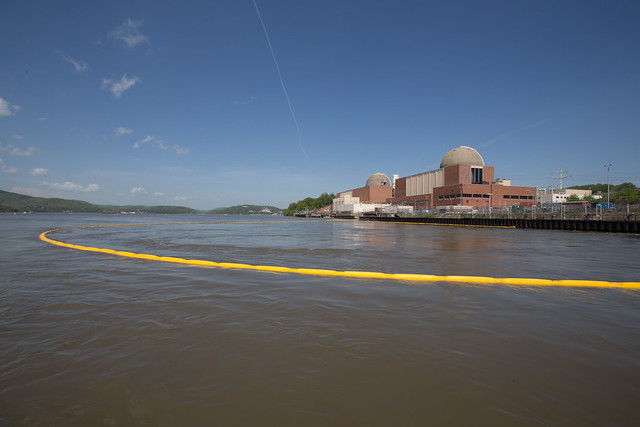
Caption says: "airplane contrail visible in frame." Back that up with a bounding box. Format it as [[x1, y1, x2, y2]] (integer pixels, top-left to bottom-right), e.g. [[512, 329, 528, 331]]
[[478, 111, 569, 149], [253, 0, 308, 160]]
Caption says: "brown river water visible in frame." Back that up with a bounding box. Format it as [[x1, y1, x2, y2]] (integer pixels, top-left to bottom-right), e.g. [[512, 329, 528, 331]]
[[1, 213, 639, 425]]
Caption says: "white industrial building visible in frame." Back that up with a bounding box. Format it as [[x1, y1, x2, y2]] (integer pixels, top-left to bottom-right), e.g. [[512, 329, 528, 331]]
[[537, 188, 601, 205], [332, 192, 413, 216]]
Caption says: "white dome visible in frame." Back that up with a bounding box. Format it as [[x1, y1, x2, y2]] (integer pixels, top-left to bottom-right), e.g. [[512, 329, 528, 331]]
[[366, 173, 391, 187], [440, 146, 484, 168]]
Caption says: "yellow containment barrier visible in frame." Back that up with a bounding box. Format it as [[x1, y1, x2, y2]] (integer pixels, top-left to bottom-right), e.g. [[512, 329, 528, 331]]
[[39, 222, 640, 290]]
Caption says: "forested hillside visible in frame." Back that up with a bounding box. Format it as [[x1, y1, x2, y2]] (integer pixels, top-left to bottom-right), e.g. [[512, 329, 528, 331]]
[[0, 190, 196, 213]]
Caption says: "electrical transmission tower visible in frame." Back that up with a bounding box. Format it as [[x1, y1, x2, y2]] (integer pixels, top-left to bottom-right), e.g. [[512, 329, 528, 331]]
[[550, 168, 571, 190]]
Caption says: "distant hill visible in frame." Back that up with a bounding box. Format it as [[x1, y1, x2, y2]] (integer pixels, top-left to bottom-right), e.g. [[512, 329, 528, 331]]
[[0, 189, 101, 213], [0, 189, 284, 215], [208, 205, 283, 215], [0, 189, 197, 214]]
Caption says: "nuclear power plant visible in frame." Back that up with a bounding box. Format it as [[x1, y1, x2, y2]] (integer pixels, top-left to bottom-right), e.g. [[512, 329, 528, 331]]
[[333, 146, 536, 215]]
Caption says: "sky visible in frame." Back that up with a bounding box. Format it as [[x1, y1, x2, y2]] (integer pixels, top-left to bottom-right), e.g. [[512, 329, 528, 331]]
[[1, 0, 639, 210]]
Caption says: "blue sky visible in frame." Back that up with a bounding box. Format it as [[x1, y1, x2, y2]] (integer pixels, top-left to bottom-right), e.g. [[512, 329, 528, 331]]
[[1, 0, 638, 209]]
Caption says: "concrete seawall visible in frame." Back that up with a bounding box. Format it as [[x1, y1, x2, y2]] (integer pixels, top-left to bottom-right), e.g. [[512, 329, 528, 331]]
[[359, 216, 640, 233]]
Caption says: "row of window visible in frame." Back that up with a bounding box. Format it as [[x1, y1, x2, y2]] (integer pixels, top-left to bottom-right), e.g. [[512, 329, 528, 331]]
[[438, 194, 533, 200], [439, 194, 490, 199], [503, 195, 533, 200]]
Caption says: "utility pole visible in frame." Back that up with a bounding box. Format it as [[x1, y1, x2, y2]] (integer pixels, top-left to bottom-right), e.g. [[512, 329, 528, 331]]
[[604, 163, 613, 207]]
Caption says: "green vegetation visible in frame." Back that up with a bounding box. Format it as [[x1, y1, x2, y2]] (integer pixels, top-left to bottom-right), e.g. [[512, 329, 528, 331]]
[[568, 183, 609, 193], [0, 189, 285, 215], [568, 182, 639, 204], [0, 190, 197, 214], [208, 205, 283, 215], [284, 193, 335, 216], [0, 190, 100, 212]]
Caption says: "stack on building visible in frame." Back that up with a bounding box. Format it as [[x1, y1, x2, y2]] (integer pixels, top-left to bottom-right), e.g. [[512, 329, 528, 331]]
[[333, 146, 536, 215]]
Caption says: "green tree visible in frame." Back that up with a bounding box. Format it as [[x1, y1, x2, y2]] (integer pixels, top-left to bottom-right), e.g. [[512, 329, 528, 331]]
[[284, 193, 335, 216], [613, 188, 640, 204]]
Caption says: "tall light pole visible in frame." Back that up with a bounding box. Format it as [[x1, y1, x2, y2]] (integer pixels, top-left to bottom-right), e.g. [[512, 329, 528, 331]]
[[488, 193, 492, 218], [604, 163, 612, 207], [526, 189, 535, 218]]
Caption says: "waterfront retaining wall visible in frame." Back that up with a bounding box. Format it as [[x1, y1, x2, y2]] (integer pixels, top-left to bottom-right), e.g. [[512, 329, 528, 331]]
[[358, 216, 640, 233]]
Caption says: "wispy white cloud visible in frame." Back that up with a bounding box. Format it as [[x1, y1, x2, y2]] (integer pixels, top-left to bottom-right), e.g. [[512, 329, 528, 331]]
[[102, 74, 140, 99], [133, 135, 154, 148], [30, 168, 49, 176], [0, 143, 37, 157], [130, 186, 146, 195], [173, 145, 190, 155], [0, 99, 13, 117], [0, 157, 18, 173], [114, 126, 133, 136], [132, 135, 188, 154], [153, 192, 164, 196], [12, 134, 23, 140], [173, 196, 188, 201], [108, 19, 150, 49], [57, 51, 88, 72], [43, 181, 99, 192], [0, 97, 20, 117]]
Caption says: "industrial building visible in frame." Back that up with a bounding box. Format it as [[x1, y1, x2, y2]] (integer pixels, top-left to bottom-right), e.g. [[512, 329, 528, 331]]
[[334, 146, 536, 214], [333, 173, 412, 216], [537, 188, 600, 205]]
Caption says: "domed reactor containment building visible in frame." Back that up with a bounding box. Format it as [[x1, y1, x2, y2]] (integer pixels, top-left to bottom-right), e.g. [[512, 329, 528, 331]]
[[335, 146, 536, 213]]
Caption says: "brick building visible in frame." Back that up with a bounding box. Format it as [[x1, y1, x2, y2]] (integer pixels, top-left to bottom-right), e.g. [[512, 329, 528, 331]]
[[333, 173, 395, 215], [389, 146, 536, 211]]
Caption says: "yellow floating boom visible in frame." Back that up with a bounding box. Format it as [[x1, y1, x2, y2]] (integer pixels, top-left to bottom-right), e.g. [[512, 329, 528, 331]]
[[39, 222, 640, 290]]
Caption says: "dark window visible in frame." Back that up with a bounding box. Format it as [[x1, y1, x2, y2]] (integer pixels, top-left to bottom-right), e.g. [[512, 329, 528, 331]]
[[473, 194, 481, 198], [462, 193, 472, 198], [482, 194, 490, 198], [471, 167, 483, 184], [503, 195, 510, 199]]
